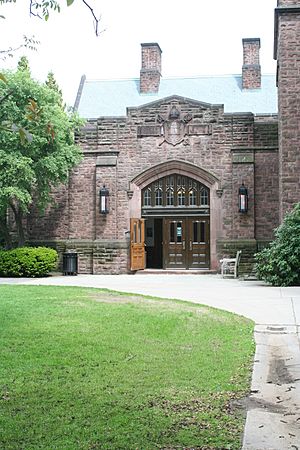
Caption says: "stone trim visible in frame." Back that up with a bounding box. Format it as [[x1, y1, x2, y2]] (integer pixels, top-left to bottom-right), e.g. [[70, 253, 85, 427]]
[[127, 95, 223, 114], [96, 156, 118, 166], [131, 159, 220, 189], [231, 147, 278, 152], [232, 152, 254, 164], [141, 42, 163, 53]]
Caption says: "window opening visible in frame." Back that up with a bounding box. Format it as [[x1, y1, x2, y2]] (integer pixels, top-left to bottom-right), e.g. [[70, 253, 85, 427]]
[[200, 188, 209, 206], [143, 188, 151, 206], [142, 175, 209, 208], [176, 222, 182, 243], [170, 222, 175, 242]]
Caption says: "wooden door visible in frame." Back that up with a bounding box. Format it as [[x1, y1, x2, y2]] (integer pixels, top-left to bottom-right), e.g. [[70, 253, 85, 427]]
[[163, 218, 186, 269], [130, 218, 145, 271], [187, 218, 210, 269]]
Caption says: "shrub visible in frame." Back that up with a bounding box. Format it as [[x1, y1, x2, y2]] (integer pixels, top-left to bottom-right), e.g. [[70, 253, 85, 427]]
[[0, 247, 58, 277], [255, 203, 300, 286]]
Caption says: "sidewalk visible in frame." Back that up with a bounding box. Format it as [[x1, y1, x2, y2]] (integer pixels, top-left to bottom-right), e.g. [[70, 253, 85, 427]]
[[1, 273, 300, 449]]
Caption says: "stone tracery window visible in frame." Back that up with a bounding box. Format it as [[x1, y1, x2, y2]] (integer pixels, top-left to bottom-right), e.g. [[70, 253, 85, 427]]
[[142, 175, 210, 208]]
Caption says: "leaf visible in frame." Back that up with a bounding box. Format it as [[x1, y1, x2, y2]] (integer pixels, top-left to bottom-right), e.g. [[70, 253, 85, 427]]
[[66, 0, 75, 5], [0, 73, 7, 83]]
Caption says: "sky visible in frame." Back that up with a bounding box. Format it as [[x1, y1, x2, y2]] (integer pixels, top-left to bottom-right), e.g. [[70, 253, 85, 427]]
[[1, 0, 278, 107]]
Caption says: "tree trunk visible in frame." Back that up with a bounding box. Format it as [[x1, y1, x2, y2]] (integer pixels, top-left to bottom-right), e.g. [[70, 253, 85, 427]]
[[15, 209, 25, 247], [0, 215, 13, 249], [9, 202, 25, 248]]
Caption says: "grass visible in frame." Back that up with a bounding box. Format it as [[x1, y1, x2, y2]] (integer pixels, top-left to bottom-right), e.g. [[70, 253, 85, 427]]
[[0, 285, 255, 450]]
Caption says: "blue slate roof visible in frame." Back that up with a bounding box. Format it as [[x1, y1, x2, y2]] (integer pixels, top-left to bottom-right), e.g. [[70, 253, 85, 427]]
[[75, 74, 277, 119]]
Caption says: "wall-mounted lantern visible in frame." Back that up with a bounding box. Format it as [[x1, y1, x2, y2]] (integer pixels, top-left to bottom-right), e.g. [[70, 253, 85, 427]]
[[238, 183, 248, 213], [99, 185, 109, 214]]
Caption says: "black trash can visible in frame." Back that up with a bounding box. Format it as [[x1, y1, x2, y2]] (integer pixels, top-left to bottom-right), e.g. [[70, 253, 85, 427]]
[[62, 252, 78, 276]]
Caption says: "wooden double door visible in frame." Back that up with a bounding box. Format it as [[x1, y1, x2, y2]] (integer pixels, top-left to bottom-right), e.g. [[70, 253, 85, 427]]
[[163, 217, 210, 269], [131, 216, 210, 271]]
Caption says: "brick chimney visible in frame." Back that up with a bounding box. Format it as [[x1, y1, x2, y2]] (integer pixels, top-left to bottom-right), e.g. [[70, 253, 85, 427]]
[[277, 0, 300, 4], [242, 38, 261, 89], [140, 43, 162, 94]]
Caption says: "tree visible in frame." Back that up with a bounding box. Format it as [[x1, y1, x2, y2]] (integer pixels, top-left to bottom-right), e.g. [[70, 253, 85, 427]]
[[255, 203, 300, 286], [46, 71, 63, 104], [0, 62, 84, 248], [17, 55, 31, 74]]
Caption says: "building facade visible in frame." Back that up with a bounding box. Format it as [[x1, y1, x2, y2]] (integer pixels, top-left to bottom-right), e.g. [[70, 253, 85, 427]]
[[28, 2, 300, 275]]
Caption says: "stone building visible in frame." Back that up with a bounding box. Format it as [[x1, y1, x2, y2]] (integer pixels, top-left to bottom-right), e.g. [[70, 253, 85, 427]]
[[27, 1, 300, 275]]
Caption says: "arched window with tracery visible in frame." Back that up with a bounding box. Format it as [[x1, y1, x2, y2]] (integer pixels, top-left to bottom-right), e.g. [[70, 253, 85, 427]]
[[142, 175, 210, 208]]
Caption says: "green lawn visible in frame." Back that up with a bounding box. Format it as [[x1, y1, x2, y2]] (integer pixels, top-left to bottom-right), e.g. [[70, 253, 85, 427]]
[[0, 285, 254, 450]]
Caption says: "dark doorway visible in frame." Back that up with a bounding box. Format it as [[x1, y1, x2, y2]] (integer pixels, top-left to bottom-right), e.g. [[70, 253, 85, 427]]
[[145, 218, 163, 268]]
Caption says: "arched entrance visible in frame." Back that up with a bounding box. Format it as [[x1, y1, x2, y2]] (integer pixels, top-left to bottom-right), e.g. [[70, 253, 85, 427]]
[[129, 160, 221, 271], [142, 174, 210, 269]]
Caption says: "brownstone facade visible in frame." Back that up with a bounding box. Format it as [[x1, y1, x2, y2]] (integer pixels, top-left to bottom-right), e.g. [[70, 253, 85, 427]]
[[27, 96, 279, 274], [28, 1, 300, 275], [275, 1, 300, 220]]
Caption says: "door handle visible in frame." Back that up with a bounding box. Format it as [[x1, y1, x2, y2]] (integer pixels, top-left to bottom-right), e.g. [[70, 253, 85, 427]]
[[189, 241, 192, 251], [182, 240, 185, 250]]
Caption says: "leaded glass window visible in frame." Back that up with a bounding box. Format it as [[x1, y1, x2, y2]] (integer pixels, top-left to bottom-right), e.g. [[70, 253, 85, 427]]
[[166, 176, 174, 206], [143, 188, 151, 206], [200, 188, 209, 206], [142, 175, 209, 208], [155, 180, 163, 206]]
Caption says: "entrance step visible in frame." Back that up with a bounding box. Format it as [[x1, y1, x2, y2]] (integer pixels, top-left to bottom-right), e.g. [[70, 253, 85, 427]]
[[136, 269, 217, 275]]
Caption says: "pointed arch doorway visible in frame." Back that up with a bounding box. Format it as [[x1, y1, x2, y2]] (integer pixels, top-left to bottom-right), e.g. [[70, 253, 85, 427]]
[[141, 174, 210, 270], [130, 160, 221, 272]]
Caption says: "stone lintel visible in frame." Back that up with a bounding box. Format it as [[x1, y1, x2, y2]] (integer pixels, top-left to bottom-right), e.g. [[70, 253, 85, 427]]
[[96, 156, 117, 166], [187, 124, 212, 135], [217, 238, 257, 246], [231, 149, 254, 164], [232, 146, 278, 153], [65, 240, 128, 249], [137, 125, 162, 137]]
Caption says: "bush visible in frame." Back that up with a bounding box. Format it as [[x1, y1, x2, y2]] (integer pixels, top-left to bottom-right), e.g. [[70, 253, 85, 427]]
[[0, 247, 58, 277], [255, 203, 300, 286]]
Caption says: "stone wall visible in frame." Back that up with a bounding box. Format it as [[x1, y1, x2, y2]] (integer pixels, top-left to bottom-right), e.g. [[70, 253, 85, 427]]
[[275, 3, 300, 219], [27, 96, 279, 275]]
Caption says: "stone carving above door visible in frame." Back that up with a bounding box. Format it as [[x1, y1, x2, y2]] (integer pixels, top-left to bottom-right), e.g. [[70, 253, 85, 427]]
[[158, 105, 192, 146]]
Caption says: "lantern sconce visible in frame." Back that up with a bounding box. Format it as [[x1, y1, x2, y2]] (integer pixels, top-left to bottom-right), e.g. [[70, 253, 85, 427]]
[[99, 185, 109, 214], [238, 183, 248, 213]]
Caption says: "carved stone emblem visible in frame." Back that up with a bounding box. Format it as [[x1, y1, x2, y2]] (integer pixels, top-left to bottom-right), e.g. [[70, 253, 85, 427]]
[[158, 105, 192, 146]]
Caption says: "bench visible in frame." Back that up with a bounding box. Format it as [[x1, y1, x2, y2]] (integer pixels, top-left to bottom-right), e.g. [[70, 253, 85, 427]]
[[220, 250, 242, 278]]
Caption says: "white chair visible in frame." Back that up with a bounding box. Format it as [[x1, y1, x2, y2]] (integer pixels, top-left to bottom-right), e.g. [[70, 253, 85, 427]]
[[220, 250, 242, 278]]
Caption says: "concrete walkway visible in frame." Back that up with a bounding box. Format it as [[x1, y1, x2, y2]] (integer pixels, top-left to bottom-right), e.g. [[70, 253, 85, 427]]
[[1, 273, 300, 449]]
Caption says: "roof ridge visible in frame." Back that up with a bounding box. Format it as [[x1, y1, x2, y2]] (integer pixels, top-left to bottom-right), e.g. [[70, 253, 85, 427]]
[[84, 73, 276, 83]]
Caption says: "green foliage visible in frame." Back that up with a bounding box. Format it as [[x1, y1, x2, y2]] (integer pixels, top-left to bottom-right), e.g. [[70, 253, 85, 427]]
[[17, 55, 31, 74], [0, 246, 57, 276], [0, 65, 84, 246], [45, 70, 63, 103], [255, 203, 300, 286]]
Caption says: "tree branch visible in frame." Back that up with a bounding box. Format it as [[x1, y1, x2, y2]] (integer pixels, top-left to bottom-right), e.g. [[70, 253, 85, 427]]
[[27, 0, 102, 35], [81, 0, 101, 36], [0, 88, 14, 106]]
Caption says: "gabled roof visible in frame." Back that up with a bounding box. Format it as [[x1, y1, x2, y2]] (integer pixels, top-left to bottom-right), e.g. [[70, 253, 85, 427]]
[[74, 74, 277, 119]]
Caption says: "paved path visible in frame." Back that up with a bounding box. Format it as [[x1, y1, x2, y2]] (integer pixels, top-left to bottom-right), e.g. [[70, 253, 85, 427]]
[[1, 273, 300, 449]]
